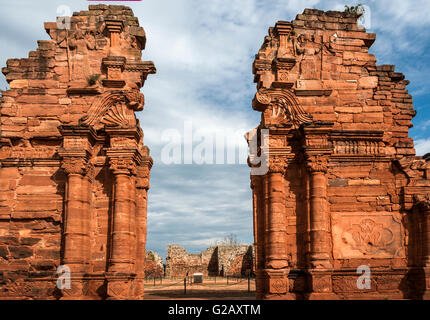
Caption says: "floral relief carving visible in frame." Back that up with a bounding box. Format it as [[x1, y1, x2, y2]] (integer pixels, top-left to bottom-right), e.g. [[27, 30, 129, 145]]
[[342, 219, 394, 255], [306, 155, 329, 173]]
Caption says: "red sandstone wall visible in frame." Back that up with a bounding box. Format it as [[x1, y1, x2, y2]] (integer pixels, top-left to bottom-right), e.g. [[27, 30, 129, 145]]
[[249, 8, 430, 300], [0, 5, 155, 299]]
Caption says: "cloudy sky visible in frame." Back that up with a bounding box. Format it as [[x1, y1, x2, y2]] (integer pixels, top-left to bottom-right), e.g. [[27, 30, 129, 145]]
[[1, 0, 429, 258]]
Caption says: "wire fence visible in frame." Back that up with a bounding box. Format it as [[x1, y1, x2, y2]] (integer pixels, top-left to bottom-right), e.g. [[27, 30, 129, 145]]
[[143, 274, 256, 294]]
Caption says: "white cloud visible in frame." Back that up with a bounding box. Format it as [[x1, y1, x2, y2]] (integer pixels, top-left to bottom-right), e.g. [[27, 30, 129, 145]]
[[415, 138, 430, 156]]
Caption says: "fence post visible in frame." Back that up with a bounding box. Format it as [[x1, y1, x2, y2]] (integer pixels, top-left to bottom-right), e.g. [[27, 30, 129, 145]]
[[184, 278, 187, 295], [153, 277, 155, 287]]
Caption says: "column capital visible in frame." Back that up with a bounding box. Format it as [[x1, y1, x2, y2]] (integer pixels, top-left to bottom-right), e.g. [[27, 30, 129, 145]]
[[109, 157, 136, 176], [415, 194, 430, 211], [269, 155, 288, 174], [306, 154, 329, 173], [136, 162, 151, 189], [106, 147, 142, 176], [61, 156, 91, 176]]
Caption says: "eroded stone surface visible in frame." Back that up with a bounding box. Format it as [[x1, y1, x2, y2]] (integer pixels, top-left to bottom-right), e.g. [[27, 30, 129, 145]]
[[0, 5, 155, 300], [248, 8, 430, 300]]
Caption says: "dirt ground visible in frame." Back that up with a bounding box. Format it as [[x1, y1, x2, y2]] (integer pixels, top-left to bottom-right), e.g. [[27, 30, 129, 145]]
[[144, 277, 256, 300]]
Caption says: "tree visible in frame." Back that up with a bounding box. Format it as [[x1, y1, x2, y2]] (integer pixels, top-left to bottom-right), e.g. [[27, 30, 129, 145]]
[[344, 4, 365, 17], [218, 233, 239, 246]]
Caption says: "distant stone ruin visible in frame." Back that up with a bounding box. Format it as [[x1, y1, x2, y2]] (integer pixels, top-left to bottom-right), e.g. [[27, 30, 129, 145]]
[[165, 244, 254, 278], [144, 250, 164, 278]]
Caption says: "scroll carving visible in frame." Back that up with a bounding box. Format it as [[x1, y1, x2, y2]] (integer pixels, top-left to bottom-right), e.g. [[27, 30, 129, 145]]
[[81, 90, 144, 129], [254, 88, 312, 128]]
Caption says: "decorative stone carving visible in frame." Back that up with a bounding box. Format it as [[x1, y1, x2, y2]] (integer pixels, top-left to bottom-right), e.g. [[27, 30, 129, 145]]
[[61, 157, 90, 176], [344, 219, 394, 254], [81, 90, 144, 129], [254, 88, 313, 128], [332, 213, 404, 259], [109, 157, 136, 175], [306, 155, 329, 173], [269, 156, 288, 174], [136, 163, 151, 189]]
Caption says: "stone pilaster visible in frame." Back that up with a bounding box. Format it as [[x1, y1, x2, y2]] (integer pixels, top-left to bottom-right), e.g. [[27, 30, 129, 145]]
[[263, 156, 292, 299], [306, 155, 331, 269], [59, 154, 92, 299], [133, 158, 152, 299], [105, 155, 137, 299], [305, 154, 337, 299], [251, 175, 266, 299], [416, 194, 430, 299]]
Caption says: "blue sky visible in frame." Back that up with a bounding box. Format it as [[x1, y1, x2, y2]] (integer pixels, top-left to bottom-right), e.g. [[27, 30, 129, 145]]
[[1, 0, 429, 258]]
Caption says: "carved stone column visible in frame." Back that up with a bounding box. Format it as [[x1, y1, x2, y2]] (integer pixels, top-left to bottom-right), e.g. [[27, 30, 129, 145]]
[[133, 159, 152, 299], [104, 155, 138, 299], [263, 156, 292, 298], [416, 194, 430, 299], [305, 154, 336, 299], [306, 155, 331, 269], [60, 155, 92, 299], [251, 175, 265, 299], [109, 157, 136, 272]]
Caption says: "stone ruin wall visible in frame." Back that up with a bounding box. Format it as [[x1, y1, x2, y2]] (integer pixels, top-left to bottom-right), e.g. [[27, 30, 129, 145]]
[[144, 250, 164, 278], [249, 8, 430, 300], [165, 244, 254, 278], [0, 5, 155, 300]]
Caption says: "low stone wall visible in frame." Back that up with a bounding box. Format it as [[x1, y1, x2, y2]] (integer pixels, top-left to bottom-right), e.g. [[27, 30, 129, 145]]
[[165, 244, 254, 277]]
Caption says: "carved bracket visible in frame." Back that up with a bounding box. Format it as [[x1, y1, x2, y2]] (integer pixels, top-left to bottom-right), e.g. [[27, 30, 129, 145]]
[[80, 90, 144, 129], [253, 88, 313, 128]]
